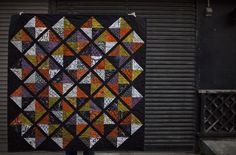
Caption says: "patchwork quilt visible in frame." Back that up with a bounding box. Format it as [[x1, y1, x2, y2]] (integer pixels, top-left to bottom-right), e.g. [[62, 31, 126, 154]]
[[8, 14, 145, 151]]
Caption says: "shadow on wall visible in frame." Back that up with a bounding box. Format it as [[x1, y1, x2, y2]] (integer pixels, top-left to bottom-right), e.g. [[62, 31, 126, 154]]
[[199, 0, 236, 89]]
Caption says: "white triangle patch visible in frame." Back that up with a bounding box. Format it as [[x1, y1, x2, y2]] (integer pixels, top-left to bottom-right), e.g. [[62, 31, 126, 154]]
[[89, 137, 100, 148], [52, 55, 63, 67], [38, 30, 49, 42], [131, 86, 143, 98], [24, 100, 36, 111], [24, 72, 36, 83], [10, 96, 22, 108], [76, 114, 87, 124], [133, 31, 144, 43], [52, 111, 63, 121], [25, 44, 36, 55], [79, 73, 91, 84], [24, 138, 36, 148], [104, 97, 115, 108], [24, 16, 36, 28], [10, 68, 22, 80], [116, 137, 128, 148], [104, 114, 115, 125], [63, 83, 73, 95], [21, 124, 32, 136], [11, 41, 22, 52], [132, 59, 143, 71], [131, 124, 142, 135], [109, 18, 120, 28], [105, 42, 116, 53], [49, 86, 60, 97], [49, 69, 60, 79], [66, 86, 77, 98], [81, 28, 92, 39], [67, 58, 78, 70], [53, 17, 64, 29], [52, 137, 63, 148], [38, 124, 49, 135]]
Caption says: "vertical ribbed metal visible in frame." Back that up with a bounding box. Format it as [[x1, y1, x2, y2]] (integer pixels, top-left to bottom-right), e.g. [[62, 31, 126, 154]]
[[54, 0, 197, 151], [0, 0, 48, 151]]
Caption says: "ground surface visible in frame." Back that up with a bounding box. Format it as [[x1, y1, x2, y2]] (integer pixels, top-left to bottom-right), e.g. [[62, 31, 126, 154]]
[[202, 138, 236, 155], [1, 152, 199, 155]]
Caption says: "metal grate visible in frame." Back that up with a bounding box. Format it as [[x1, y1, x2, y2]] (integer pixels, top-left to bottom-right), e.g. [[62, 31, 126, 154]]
[[200, 92, 236, 136]]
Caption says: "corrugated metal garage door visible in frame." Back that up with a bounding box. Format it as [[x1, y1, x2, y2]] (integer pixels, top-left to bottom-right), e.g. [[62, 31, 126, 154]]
[[0, 0, 48, 151], [0, 0, 197, 152], [53, 0, 197, 151]]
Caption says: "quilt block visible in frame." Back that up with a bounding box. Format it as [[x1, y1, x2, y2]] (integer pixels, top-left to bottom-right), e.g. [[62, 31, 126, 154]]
[[8, 14, 145, 151]]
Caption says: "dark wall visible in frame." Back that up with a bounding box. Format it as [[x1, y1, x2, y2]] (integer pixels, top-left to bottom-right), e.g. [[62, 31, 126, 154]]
[[199, 0, 236, 89]]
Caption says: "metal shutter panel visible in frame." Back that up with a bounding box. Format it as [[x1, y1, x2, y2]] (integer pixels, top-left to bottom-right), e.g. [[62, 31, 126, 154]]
[[127, 1, 197, 151], [53, 0, 197, 151], [0, 0, 48, 152]]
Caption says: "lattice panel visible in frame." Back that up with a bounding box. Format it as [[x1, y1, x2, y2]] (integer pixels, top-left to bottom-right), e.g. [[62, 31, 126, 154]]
[[201, 93, 236, 135]]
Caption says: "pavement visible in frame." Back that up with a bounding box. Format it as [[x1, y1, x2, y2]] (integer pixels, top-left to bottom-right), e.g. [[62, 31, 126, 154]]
[[201, 138, 236, 155], [0, 151, 199, 155]]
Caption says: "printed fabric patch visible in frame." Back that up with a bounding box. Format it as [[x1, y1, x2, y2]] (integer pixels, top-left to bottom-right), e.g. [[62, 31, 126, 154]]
[[8, 14, 146, 151]]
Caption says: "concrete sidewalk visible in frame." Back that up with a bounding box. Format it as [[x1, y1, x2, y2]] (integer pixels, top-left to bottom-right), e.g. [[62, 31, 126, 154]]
[[1, 152, 199, 155], [202, 138, 236, 155]]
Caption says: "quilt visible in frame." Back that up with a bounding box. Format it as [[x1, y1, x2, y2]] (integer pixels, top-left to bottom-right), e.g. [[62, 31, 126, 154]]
[[8, 14, 145, 151]]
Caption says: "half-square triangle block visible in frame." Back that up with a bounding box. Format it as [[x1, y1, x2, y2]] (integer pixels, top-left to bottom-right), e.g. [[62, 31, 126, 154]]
[[78, 100, 102, 122], [94, 58, 117, 82], [121, 59, 143, 81], [38, 29, 60, 53], [94, 30, 117, 54], [10, 29, 33, 53], [23, 127, 46, 149], [10, 86, 33, 109], [79, 127, 101, 148], [120, 114, 142, 136], [79, 72, 103, 95], [24, 99, 46, 123], [52, 44, 76, 68], [37, 86, 60, 109], [109, 17, 132, 39], [10, 57, 33, 81], [122, 31, 144, 54], [10, 113, 32, 136], [93, 113, 115, 136], [37, 112, 60, 136], [80, 16, 104, 39], [51, 72, 74, 95], [65, 85, 88, 109], [24, 71, 47, 95], [51, 99, 74, 122], [66, 30, 89, 53], [65, 113, 88, 135], [107, 99, 130, 123], [106, 127, 128, 148], [120, 86, 143, 108], [24, 16, 47, 39], [51, 127, 73, 149], [38, 57, 61, 80], [52, 17, 75, 40], [79, 43, 103, 67], [66, 58, 89, 81], [107, 45, 130, 68], [24, 44, 47, 67]]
